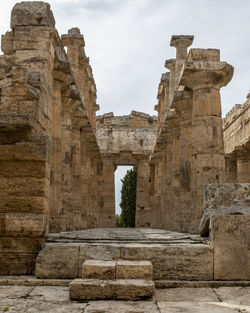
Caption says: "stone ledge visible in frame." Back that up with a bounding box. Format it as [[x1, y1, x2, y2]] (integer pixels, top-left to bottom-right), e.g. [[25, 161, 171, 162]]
[[69, 278, 155, 300]]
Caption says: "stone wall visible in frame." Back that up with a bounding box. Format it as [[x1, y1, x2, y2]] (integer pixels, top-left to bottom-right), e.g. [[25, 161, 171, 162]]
[[96, 111, 157, 227], [223, 96, 250, 183], [0, 2, 102, 274]]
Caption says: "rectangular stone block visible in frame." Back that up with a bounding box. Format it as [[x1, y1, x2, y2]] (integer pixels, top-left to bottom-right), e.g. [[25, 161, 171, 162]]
[[0, 196, 47, 214], [211, 215, 250, 280], [116, 260, 153, 280], [114, 279, 155, 300], [0, 177, 48, 197], [82, 260, 116, 280], [4, 213, 45, 237], [120, 244, 213, 280], [0, 161, 46, 178], [35, 243, 80, 279], [69, 279, 115, 300], [69, 279, 155, 300]]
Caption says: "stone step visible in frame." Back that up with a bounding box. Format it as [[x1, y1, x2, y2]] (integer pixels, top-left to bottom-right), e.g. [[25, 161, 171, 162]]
[[35, 242, 213, 281], [82, 259, 153, 280], [69, 278, 155, 300]]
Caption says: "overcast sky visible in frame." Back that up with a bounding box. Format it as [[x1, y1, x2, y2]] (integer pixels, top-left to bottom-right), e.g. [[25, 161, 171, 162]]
[[1, 0, 250, 213]]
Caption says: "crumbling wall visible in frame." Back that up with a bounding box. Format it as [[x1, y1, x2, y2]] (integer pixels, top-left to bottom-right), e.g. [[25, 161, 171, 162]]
[[150, 37, 234, 233], [0, 2, 102, 274], [223, 96, 250, 183], [96, 111, 157, 227]]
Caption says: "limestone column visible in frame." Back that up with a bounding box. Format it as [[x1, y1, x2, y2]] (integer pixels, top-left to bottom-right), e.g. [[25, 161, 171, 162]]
[[172, 90, 193, 232], [49, 81, 63, 233], [99, 156, 116, 228], [181, 49, 233, 232], [170, 35, 194, 86], [236, 150, 250, 183], [135, 158, 152, 228], [165, 59, 176, 104]]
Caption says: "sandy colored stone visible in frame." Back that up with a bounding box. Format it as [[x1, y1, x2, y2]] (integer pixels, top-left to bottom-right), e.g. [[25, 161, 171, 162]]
[[69, 278, 116, 300], [155, 287, 218, 302], [82, 260, 116, 279], [157, 302, 249, 313], [35, 243, 80, 279], [85, 300, 159, 313], [116, 260, 153, 279], [69, 278, 154, 300], [211, 215, 250, 280], [214, 287, 250, 305]]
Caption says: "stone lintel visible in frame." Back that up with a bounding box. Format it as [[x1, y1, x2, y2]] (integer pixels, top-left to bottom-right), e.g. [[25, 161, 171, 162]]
[[170, 35, 194, 48], [165, 58, 176, 71], [11, 2, 55, 29]]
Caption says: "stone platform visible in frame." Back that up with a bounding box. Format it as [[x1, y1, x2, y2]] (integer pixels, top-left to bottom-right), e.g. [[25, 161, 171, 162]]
[[35, 228, 213, 281], [47, 228, 207, 244]]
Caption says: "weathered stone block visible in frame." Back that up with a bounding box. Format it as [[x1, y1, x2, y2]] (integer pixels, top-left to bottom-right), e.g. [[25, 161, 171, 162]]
[[0, 196, 47, 214], [35, 243, 80, 279], [120, 244, 213, 280], [82, 260, 116, 280], [4, 213, 45, 237], [211, 215, 250, 280], [114, 279, 155, 300], [69, 278, 155, 300], [200, 183, 250, 236], [79, 243, 121, 273], [116, 260, 153, 280], [69, 279, 115, 300], [11, 2, 55, 29]]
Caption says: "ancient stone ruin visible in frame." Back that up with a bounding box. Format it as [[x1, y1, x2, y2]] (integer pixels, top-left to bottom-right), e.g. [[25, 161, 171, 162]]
[[0, 1, 249, 305]]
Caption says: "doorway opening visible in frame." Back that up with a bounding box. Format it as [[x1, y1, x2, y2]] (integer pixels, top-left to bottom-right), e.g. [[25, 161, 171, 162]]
[[115, 166, 136, 227]]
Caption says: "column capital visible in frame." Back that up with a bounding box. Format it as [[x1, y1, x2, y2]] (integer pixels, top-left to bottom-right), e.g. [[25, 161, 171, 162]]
[[170, 35, 194, 48], [181, 50, 234, 90]]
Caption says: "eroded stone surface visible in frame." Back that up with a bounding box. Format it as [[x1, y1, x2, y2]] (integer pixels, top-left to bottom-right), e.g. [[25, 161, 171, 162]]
[[82, 260, 116, 279], [116, 260, 153, 280], [69, 278, 155, 300]]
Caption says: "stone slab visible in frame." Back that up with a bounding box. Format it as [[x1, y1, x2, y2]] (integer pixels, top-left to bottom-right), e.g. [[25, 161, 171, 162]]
[[214, 287, 250, 305], [155, 287, 218, 302], [157, 301, 249, 313], [82, 260, 116, 279], [85, 300, 159, 313], [69, 278, 155, 300], [116, 260, 153, 279]]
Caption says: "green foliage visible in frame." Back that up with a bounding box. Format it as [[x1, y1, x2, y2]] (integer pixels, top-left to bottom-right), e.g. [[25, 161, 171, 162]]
[[0, 306, 9, 312], [120, 169, 137, 227], [115, 214, 124, 227]]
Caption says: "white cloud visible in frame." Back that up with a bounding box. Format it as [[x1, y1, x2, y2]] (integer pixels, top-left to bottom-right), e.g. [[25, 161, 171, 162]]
[[1, 0, 249, 116]]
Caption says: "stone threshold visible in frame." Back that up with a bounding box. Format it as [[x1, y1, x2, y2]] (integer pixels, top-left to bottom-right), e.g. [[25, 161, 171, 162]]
[[1, 276, 250, 288]]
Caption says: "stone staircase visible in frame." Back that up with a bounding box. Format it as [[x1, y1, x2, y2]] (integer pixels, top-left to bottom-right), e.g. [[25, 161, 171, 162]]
[[69, 260, 155, 300]]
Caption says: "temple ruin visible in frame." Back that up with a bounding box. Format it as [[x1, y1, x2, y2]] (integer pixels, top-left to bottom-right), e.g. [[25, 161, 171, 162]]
[[0, 1, 249, 304]]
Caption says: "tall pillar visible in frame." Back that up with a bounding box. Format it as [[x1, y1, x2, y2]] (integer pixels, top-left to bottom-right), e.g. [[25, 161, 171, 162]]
[[49, 81, 63, 232], [173, 90, 193, 232], [99, 156, 116, 227], [170, 35, 194, 86], [165, 59, 176, 104], [181, 49, 233, 232], [135, 158, 151, 228], [236, 150, 250, 183]]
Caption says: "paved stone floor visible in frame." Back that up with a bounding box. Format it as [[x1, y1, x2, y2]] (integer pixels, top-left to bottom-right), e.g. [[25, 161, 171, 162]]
[[0, 286, 249, 312], [48, 228, 207, 244]]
